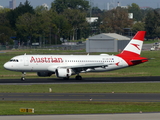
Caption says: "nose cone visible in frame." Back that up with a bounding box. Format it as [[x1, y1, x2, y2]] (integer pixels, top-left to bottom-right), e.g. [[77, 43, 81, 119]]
[[4, 62, 10, 70]]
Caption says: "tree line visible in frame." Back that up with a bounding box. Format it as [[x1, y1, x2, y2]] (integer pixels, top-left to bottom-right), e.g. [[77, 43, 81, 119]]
[[0, 0, 159, 46]]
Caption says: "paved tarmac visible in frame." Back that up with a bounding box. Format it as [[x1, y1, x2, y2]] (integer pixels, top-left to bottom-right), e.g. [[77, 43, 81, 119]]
[[0, 93, 160, 102], [1, 113, 160, 120], [0, 76, 160, 84]]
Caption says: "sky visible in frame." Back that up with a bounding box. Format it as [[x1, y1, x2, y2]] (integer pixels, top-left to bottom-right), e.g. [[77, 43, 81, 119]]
[[0, 0, 160, 9]]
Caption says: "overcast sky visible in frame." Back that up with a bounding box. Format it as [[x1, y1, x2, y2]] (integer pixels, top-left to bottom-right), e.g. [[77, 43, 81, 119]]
[[0, 0, 160, 9]]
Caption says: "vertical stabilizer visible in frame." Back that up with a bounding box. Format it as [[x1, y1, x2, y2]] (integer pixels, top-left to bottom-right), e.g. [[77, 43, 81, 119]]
[[118, 31, 146, 57], [117, 31, 148, 66]]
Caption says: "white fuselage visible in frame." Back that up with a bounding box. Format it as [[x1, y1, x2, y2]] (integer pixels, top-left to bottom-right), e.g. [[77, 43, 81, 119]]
[[4, 54, 128, 73]]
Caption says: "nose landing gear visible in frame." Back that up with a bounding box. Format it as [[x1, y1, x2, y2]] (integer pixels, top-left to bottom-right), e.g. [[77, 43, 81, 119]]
[[21, 72, 26, 81]]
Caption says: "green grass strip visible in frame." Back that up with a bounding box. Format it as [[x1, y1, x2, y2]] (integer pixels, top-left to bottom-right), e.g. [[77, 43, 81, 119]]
[[0, 101, 160, 115], [0, 83, 160, 93]]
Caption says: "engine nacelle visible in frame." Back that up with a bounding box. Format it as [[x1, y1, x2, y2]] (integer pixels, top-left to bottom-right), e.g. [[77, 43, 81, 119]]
[[37, 72, 53, 77], [55, 68, 74, 78]]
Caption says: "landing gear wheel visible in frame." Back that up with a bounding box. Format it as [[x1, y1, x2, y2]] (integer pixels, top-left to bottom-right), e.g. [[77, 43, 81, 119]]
[[21, 77, 25, 81], [75, 75, 82, 80], [21, 72, 26, 81]]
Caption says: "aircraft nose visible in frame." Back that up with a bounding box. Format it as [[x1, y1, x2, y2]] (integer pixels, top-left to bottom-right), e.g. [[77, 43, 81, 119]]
[[4, 62, 10, 70]]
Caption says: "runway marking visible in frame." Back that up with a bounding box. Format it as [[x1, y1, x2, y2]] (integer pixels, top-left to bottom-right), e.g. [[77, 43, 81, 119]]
[[43, 99, 89, 101], [29, 95, 44, 96], [49, 95, 64, 96], [89, 95, 105, 97], [69, 95, 85, 96], [87, 99, 160, 102], [8, 95, 24, 96]]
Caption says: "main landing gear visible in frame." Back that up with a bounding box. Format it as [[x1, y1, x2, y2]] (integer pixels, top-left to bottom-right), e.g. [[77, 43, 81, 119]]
[[75, 75, 82, 80], [63, 75, 82, 80], [21, 72, 26, 81]]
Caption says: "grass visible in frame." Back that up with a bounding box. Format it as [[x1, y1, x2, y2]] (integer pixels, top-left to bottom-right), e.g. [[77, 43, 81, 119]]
[[0, 101, 160, 115], [0, 83, 160, 93]]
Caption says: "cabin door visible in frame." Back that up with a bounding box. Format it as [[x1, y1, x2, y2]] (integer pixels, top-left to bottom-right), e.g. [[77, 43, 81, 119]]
[[24, 56, 29, 66]]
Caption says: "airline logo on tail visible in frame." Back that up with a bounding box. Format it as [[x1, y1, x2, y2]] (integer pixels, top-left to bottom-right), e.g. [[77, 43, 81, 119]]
[[118, 31, 146, 57], [130, 43, 140, 50]]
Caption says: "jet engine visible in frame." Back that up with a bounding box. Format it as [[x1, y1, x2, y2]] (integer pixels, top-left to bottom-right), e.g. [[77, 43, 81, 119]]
[[37, 72, 53, 77], [55, 68, 74, 78]]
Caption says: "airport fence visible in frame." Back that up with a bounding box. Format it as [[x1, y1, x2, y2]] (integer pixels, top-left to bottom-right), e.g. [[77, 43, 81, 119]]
[[0, 44, 86, 51]]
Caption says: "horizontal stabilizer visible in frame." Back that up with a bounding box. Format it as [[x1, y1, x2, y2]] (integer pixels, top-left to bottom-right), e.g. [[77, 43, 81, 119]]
[[131, 59, 148, 62], [130, 58, 148, 65]]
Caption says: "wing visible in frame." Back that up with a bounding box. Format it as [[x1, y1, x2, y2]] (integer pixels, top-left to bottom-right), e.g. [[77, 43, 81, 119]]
[[59, 63, 113, 69], [47, 63, 114, 73]]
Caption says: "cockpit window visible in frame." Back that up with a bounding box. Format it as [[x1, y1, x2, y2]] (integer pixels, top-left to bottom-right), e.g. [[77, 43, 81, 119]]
[[9, 59, 19, 62]]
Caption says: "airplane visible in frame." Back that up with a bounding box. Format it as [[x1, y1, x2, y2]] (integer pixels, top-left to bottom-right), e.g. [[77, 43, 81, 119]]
[[4, 31, 148, 81]]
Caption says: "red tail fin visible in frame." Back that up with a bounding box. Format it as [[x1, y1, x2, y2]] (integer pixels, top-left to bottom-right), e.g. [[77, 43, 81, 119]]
[[116, 31, 148, 66], [117, 31, 146, 57]]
